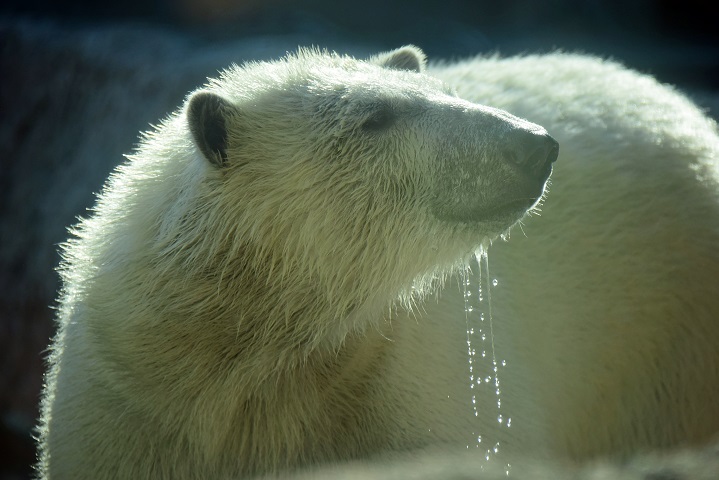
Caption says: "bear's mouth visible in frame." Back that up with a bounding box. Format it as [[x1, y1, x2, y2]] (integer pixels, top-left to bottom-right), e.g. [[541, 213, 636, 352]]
[[436, 168, 550, 224], [433, 196, 539, 225], [467, 197, 540, 223], [431, 160, 553, 226]]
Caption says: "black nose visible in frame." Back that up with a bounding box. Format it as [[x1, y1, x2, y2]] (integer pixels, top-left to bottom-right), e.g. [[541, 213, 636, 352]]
[[508, 129, 559, 177]]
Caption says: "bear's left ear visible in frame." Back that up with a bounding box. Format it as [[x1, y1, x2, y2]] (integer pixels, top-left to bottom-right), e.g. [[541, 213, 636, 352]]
[[371, 45, 427, 73], [187, 91, 236, 167]]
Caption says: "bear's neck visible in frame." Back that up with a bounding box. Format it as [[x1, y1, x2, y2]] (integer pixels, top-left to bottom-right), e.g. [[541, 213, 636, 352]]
[[86, 238, 397, 471], [110, 236, 394, 377]]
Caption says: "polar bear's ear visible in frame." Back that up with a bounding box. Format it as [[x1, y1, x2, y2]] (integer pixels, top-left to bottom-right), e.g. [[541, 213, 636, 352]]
[[187, 91, 236, 167], [372, 45, 427, 73]]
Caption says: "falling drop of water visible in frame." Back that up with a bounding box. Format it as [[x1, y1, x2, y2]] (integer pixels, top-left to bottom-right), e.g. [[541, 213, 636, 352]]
[[463, 250, 510, 472]]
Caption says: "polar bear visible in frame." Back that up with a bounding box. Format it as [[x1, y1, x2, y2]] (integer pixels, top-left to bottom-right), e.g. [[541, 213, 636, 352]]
[[36, 45, 719, 479]]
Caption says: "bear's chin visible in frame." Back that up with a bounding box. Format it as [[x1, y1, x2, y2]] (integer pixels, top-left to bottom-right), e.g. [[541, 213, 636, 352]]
[[477, 198, 540, 222], [433, 197, 539, 229]]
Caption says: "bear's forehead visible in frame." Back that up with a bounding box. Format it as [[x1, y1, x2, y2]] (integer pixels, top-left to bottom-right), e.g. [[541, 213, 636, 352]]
[[304, 57, 450, 95], [216, 52, 452, 102], [307, 66, 446, 95]]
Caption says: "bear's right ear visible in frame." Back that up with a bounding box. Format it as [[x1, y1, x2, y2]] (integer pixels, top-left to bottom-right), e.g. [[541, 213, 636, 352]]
[[187, 91, 236, 167], [371, 45, 427, 73]]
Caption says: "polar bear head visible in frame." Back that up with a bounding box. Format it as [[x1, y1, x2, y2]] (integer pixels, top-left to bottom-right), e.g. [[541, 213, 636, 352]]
[[181, 46, 557, 311]]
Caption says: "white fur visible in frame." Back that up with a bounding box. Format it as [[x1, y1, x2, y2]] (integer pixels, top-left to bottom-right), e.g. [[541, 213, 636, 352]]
[[37, 48, 719, 479], [428, 53, 719, 457]]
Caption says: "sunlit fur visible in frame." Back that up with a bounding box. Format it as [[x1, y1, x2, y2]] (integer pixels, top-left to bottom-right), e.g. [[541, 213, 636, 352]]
[[36, 46, 719, 479], [37, 46, 552, 478], [429, 54, 719, 458]]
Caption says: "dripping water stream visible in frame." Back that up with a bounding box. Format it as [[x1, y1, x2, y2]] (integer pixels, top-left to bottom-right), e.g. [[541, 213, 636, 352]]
[[462, 250, 511, 473]]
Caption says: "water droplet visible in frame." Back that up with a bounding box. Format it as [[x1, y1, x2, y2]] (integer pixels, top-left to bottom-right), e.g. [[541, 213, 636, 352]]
[[463, 252, 512, 460]]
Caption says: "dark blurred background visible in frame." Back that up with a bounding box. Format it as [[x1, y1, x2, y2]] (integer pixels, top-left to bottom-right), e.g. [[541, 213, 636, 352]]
[[1, 1, 718, 478]]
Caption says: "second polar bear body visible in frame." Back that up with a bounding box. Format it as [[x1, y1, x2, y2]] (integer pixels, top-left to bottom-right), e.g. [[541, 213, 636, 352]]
[[37, 46, 719, 478]]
